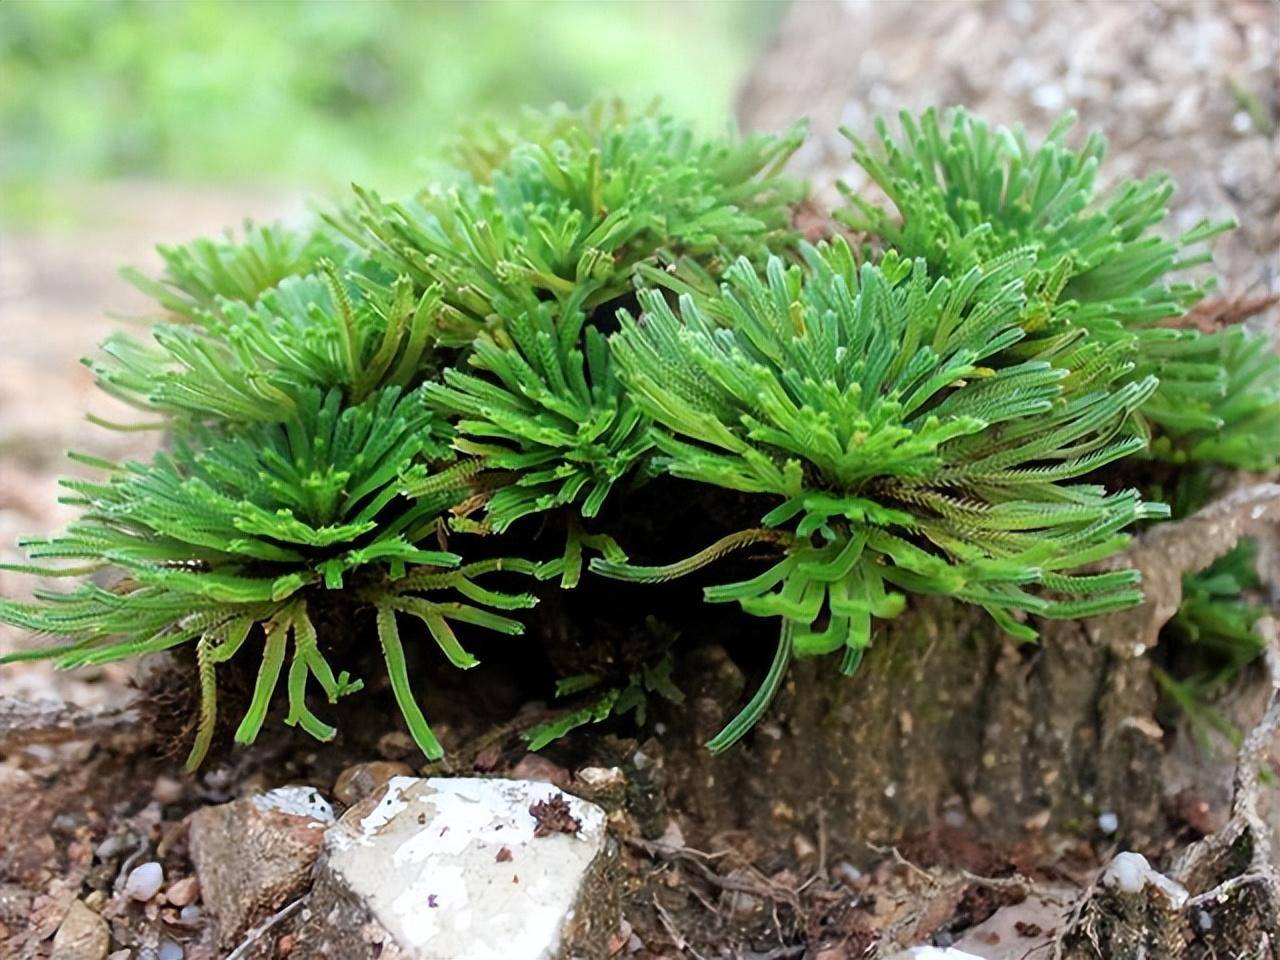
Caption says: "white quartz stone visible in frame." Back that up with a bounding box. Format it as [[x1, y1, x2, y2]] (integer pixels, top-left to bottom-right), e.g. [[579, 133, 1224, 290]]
[[1101, 851, 1188, 907], [321, 777, 608, 960]]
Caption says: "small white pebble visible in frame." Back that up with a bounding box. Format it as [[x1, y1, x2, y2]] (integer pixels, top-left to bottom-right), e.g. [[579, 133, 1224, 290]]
[[1102, 851, 1150, 893], [125, 861, 164, 901], [835, 861, 863, 885], [943, 809, 967, 828], [1101, 851, 1188, 906], [157, 940, 183, 960], [1097, 811, 1119, 834], [179, 904, 201, 923]]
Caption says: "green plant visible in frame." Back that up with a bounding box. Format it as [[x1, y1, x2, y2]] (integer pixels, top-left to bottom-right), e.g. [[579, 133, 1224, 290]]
[[0, 384, 536, 767], [839, 107, 1280, 472], [600, 241, 1167, 746], [3, 104, 1274, 764]]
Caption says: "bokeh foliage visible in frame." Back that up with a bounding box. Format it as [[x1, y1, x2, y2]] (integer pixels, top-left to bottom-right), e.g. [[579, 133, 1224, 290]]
[[0, 0, 783, 220]]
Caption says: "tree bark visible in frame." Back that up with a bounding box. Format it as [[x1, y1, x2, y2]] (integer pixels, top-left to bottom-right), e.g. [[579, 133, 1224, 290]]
[[654, 487, 1280, 855]]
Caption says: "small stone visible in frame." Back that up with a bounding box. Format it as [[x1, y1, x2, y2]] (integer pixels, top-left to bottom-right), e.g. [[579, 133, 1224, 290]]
[[719, 875, 763, 919], [510, 753, 572, 790], [473, 743, 504, 772], [294, 777, 617, 960], [94, 833, 132, 861], [278, 933, 297, 955], [573, 766, 627, 812], [51, 900, 109, 960], [157, 940, 183, 960], [1022, 808, 1051, 832], [178, 905, 202, 923], [187, 785, 333, 946], [333, 761, 414, 807], [792, 834, 817, 860], [165, 876, 200, 907], [1101, 852, 1189, 907], [376, 731, 416, 761], [655, 818, 685, 850], [954, 887, 1073, 956], [152, 776, 186, 805], [124, 861, 164, 901], [607, 918, 632, 955], [1097, 811, 1119, 834], [834, 861, 863, 886], [0, 882, 33, 924]]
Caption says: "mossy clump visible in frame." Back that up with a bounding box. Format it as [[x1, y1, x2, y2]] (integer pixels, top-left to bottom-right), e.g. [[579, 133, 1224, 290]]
[[3, 104, 1276, 766]]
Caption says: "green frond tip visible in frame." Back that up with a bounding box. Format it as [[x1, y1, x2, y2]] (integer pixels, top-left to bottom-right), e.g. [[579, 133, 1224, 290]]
[[706, 622, 793, 753]]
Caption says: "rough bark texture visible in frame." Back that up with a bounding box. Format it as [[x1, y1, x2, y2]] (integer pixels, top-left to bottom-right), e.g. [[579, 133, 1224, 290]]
[[657, 488, 1279, 861]]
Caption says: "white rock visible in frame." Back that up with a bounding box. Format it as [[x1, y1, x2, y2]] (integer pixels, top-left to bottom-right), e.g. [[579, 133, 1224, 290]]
[[252, 784, 335, 823], [124, 861, 164, 901], [887, 949, 986, 960], [1101, 851, 1189, 907], [297, 777, 617, 960]]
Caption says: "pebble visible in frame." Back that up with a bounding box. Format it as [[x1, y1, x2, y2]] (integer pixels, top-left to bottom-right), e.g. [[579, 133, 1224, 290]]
[[157, 940, 184, 960], [51, 900, 110, 960], [179, 905, 202, 923], [152, 776, 186, 805], [509, 753, 572, 789], [166, 876, 200, 907], [124, 861, 164, 901], [1097, 811, 1119, 834], [332, 761, 414, 807], [94, 833, 132, 861], [834, 861, 863, 885], [187, 784, 332, 946], [1101, 851, 1189, 907], [302, 777, 615, 959]]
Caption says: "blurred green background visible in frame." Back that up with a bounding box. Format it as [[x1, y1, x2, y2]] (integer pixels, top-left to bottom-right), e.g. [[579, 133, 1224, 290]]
[[0, 0, 787, 224]]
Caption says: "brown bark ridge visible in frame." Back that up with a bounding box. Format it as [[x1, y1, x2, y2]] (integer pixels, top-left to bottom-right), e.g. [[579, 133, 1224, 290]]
[[655, 486, 1280, 857]]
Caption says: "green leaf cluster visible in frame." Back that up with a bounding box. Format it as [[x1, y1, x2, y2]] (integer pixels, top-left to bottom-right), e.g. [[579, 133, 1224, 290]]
[[839, 107, 1280, 471], [3, 103, 1275, 762], [1, 104, 803, 764]]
